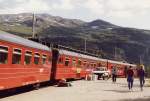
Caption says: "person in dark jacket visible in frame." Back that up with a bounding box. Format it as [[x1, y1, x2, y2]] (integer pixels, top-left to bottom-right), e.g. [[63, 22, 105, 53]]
[[138, 65, 145, 91], [111, 66, 117, 83], [127, 66, 134, 90]]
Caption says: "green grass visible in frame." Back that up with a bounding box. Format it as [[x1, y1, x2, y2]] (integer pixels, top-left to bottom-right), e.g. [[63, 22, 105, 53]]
[[0, 24, 32, 36]]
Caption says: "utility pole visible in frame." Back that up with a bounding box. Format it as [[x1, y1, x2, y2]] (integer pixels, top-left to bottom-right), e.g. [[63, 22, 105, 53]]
[[84, 38, 87, 53], [97, 50, 100, 57], [32, 13, 36, 38], [139, 55, 143, 64], [106, 59, 108, 70], [114, 47, 117, 60]]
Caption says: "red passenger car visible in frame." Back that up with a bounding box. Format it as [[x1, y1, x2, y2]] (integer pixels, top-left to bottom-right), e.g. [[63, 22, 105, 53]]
[[0, 31, 52, 90], [51, 49, 105, 80], [107, 60, 136, 77]]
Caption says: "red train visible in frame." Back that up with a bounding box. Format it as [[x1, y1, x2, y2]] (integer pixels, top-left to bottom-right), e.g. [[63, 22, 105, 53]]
[[0, 30, 136, 90]]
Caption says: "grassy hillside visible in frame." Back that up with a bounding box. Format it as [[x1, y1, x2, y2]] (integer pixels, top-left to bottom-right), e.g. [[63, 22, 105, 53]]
[[1, 13, 150, 67], [0, 23, 32, 37], [39, 25, 150, 66]]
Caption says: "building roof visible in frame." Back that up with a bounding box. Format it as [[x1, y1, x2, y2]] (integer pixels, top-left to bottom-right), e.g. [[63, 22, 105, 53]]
[[0, 30, 50, 51]]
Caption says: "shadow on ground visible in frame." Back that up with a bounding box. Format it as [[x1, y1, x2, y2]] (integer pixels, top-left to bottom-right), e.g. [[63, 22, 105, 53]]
[[103, 90, 131, 93], [119, 97, 150, 101], [103, 97, 150, 101], [0, 82, 55, 98]]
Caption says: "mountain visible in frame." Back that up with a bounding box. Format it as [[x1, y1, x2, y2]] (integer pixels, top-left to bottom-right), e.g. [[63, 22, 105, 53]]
[[84, 19, 119, 29], [1, 13, 150, 67], [0, 13, 85, 36]]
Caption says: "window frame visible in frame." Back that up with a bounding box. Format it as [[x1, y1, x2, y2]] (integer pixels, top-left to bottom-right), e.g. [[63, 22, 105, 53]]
[[83, 60, 87, 66], [24, 50, 32, 65], [64, 57, 70, 66], [12, 48, 22, 64], [77, 59, 82, 68], [98, 62, 102, 67], [42, 54, 47, 64], [72, 58, 76, 67], [0, 45, 8, 64], [34, 52, 40, 65]]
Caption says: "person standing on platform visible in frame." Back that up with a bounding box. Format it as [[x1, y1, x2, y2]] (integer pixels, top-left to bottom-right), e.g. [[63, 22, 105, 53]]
[[138, 65, 145, 91], [127, 66, 134, 91], [112, 66, 117, 83]]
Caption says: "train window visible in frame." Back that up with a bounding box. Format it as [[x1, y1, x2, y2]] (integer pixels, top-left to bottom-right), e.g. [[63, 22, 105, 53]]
[[42, 54, 47, 64], [72, 59, 76, 67], [12, 48, 21, 64], [34, 53, 40, 65], [98, 63, 101, 67], [65, 58, 70, 66], [94, 64, 96, 68], [90, 63, 93, 67], [24, 51, 32, 65], [78, 60, 82, 66], [0, 46, 8, 64], [83, 61, 87, 66]]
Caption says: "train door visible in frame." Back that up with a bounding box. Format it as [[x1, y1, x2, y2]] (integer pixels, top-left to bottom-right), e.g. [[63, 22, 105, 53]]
[[50, 49, 59, 80]]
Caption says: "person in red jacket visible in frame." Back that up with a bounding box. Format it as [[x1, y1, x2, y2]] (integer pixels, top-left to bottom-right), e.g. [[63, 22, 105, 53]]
[[127, 66, 134, 90]]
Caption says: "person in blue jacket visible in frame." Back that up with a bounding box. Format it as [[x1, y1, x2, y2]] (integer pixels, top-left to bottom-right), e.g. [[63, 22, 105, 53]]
[[138, 65, 145, 91]]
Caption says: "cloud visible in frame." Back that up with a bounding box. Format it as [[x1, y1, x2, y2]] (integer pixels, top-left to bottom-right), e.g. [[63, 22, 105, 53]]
[[0, 0, 24, 9], [0, 0, 150, 29], [83, 0, 105, 15], [0, 0, 75, 14], [105, 0, 150, 18], [51, 0, 74, 10], [1, 0, 150, 17], [0, 0, 51, 13]]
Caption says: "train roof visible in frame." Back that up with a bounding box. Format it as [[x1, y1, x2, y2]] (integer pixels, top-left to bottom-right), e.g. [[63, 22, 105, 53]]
[[80, 54, 100, 61], [59, 49, 79, 57], [80, 54, 107, 62], [108, 60, 136, 67], [59, 49, 136, 66], [59, 49, 107, 62], [0, 30, 50, 51]]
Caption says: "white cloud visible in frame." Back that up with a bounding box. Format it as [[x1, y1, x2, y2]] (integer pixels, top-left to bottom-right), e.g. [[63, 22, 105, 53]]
[[0, 0, 150, 29], [51, 0, 74, 10], [83, 0, 105, 15], [25, 0, 51, 12], [0, 0, 51, 13], [105, 0, 150, 18]]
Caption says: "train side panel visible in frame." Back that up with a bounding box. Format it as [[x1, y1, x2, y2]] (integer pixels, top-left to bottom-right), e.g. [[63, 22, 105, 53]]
[[0, 40, 52, 90], [53, 50, 101, 80]]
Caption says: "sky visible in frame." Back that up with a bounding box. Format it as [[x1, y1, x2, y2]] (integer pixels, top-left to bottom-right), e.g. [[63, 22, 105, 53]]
[[0, 0, 150, 30]]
